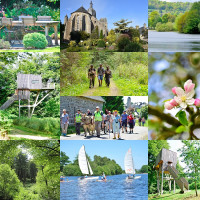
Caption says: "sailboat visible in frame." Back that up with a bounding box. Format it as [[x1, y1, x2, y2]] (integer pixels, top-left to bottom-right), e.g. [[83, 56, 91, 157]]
[[124, 148, 141, 180], [78, 145, 99, 180]]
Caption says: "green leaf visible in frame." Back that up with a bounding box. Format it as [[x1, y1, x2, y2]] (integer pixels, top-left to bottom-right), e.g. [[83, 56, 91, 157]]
[[175, 125, 187, 133], [176, 110, 188, 126], [163, 99, 172, 103]]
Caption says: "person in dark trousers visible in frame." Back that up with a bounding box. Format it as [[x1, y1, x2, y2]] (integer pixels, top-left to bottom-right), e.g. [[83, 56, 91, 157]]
[[104, 66, 112, 87], [88, 65, 96, 88], [139, 117, 142, 126], [121, 111, 128, 133], [75, 109, 82, 135], [97, 64, 105, 87], [94, 106, 103, 137]]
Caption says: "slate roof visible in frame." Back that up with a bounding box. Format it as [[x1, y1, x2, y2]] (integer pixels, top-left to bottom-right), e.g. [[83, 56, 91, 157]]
[[83, 96, 105, 102], [71, 6, 90, 15]]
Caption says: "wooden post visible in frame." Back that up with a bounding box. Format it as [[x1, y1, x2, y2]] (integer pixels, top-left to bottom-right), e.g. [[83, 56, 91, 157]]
[[19, 99, 21, 118], [157, 170, 160, 195], [173, 179, 176, 193], [169, 179, 171, 193], [28, 99, 30, 118], [161, 165, 164, 195]]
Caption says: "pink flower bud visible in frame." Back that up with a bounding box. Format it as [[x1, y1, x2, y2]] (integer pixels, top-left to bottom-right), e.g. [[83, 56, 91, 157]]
[[172, 87, 177, 95], [194, 99, 200, 107], [165, 101, 174, 110], [170, 99, 178, 107], [184, 79, 195, 93]]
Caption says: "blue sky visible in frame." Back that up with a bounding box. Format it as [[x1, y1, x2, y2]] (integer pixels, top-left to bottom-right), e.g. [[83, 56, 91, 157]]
[[60, 140, 148, 170], [60, 0, 148, 29]]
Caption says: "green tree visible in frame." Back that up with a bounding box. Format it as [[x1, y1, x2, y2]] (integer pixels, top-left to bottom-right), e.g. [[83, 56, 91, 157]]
[[106, 29, 117, 44], [148, 141, 170, 194], [0, 164, 21, 200], [90, 26, 99, 39], [179, 141, 200, 197], [102, 96, 124, 114], [60, 151, 70, 172], [149, 11, 162, 29], [99, 30, 104, 39], [113, 19, 132, 33], [140, 165, 148, 173]]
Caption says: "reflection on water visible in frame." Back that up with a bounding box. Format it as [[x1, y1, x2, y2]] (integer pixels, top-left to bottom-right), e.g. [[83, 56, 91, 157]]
[[149, 31, 200, 52], [60, 174, 148, 200]]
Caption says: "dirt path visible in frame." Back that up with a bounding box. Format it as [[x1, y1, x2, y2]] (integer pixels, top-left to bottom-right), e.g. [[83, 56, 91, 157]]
[[82, 79, 121, 96], [8, 128, 52, 140]]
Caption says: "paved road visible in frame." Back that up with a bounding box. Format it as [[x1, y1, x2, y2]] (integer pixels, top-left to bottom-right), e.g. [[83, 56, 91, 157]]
[[60, 126, 148, 140]]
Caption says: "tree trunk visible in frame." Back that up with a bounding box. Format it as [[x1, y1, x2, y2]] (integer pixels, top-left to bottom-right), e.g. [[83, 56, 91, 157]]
[[195, 181, 198, 196]]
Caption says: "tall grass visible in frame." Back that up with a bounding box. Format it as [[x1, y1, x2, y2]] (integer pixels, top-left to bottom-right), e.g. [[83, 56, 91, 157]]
[[13, 117, 60, 136]]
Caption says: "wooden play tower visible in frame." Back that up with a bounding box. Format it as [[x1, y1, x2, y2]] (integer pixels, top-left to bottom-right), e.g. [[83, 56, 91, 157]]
[[0, 73, 55, 117], [155, 148, 189, 195]]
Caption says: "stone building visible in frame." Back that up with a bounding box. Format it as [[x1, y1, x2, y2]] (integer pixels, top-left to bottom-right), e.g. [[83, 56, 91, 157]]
[[60, 96, 105, 123], [64, 1, 108, 40]]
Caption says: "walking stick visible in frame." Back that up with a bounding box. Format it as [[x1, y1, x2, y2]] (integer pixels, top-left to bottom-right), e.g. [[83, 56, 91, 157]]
[[109, 121, 110, 139]]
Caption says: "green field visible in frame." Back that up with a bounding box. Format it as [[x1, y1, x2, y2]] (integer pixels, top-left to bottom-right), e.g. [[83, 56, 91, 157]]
[[0, 46, 60, 52]]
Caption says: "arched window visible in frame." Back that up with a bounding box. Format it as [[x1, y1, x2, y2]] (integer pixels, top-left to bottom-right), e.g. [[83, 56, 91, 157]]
[[77, 15, 80, 31]]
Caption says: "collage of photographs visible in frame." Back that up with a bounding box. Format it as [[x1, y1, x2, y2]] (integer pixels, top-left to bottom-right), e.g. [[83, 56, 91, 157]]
[[0, 0, 199, 200]]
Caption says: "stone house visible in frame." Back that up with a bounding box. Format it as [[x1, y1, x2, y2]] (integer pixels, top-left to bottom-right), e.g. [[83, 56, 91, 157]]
[[60, 96, 105, 123]]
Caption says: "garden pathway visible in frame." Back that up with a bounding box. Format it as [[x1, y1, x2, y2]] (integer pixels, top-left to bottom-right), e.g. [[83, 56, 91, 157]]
[[82, 79, 122, 96]]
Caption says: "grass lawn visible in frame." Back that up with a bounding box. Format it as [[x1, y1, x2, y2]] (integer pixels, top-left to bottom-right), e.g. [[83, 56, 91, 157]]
[[149, 190, 199, 200], [114, 78, 148, 96], [0, 46, 60, 52], [9, 125, 60, 139]]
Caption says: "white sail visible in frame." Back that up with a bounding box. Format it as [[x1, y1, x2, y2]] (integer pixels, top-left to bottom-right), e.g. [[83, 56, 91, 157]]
[[78, 145, 89, 175], [87, 158, 93, 175], [124, 148, 135, 174]]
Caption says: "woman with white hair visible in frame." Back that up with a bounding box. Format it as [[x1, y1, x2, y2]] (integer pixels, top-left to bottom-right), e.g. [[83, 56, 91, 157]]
[[61, 109, 69, 136]]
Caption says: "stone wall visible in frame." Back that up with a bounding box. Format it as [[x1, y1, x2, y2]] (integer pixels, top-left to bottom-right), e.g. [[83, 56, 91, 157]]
[[60, 96, 104, 123]]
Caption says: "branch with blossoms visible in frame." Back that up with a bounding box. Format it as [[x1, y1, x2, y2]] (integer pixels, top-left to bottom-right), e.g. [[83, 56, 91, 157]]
[[163, 80, 200, 139]]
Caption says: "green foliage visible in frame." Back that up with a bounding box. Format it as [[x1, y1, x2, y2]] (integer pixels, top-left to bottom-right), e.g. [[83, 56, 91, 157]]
[[113, 19, 132, 33], [106, 29, 117, 44], [140, 165, 148, 173], [0, 164, 22, 200], [124, 42, 144, 52], [23, 33, 48, 49], [179, 141, 200, 196], [13, 117, 60, 136], [155, 22, 175, 32], [14, 188, 39, 200], [99, 30, 104, 39], [148, 141, 170, 194], [60, 151, 70, 172], [102, 96, 124, 114], [0, 39, 10, 49], [148, 11, 162, 29], [116, 34, 131, 51], [97, 40, 105, 48], [141, 106, 148, 120], [63, 154, 123, 176], [90, 26, 99, 39], [175, 110, 188, 126]]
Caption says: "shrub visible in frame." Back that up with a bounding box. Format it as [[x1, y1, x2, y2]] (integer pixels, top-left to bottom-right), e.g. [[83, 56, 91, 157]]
[[14, 188, 39, 200], [124, 42, 144, 52], [198, 23, 200, 32], [97, 39, 105, 47], [23, 33, 48, 49], [0, 39, 10, 49], [132, 37, 140, 43], [69, 41, 76, 47], [117, 34, 131, 51]]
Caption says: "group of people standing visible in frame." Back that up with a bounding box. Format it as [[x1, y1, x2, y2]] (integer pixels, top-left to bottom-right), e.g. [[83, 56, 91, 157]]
[[88, 64, 112, 88], [61, 108, 146, 139]]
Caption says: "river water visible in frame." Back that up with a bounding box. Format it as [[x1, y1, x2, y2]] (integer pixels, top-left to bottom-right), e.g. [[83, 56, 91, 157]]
[[149, 31, 200, 52], [60, 174, 148, 200]]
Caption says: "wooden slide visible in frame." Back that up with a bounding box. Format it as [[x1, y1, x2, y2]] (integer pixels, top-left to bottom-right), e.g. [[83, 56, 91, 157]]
[[167, 165, 189, 192]]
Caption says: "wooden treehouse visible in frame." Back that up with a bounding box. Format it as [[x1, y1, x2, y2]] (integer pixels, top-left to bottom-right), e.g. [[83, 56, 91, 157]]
[[0, 73, 55, 117], [155, 148, 189, 195]]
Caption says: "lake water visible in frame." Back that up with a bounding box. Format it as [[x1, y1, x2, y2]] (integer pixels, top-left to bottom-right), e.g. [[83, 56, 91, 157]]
[[149, 31, 200, 52], [60, 174, 148, 200]]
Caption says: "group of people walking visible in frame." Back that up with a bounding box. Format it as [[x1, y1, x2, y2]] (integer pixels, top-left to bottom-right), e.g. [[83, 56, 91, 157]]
[[88, 64, 112, 88], [61, 108, 146, 139]]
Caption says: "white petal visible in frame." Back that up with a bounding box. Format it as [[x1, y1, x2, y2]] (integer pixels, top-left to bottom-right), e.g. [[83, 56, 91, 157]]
[[180, 102, 187, 109], [174, 96, 181, 104], [175, 87, 185, 97], [186, 89, 195, 99], [186, 98, 195, 105]]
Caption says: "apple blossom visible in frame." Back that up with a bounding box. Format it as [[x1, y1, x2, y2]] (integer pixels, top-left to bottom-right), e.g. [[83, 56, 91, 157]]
[[172, 87, 177, 95], [164, 101, 174, 110], [184, 79, 195, 94], [194, 99, 200, 107]]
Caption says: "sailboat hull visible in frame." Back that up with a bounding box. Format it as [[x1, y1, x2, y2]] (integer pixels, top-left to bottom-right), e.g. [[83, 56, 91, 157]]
[[79, 176, 99, 180]]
